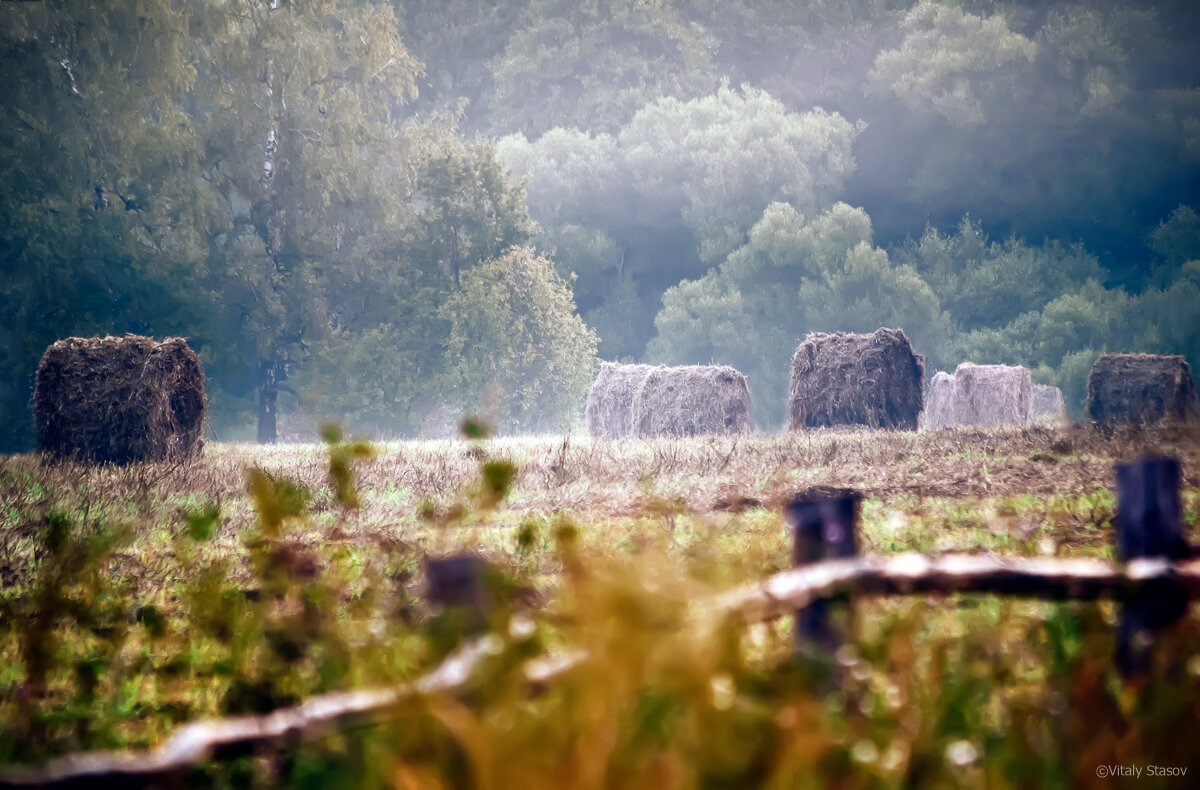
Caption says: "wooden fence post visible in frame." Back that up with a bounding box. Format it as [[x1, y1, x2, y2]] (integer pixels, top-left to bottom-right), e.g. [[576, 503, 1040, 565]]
[[1114, 456, 1191, 677], [426, 555, 491, 633], [785, 489, 861, 657]]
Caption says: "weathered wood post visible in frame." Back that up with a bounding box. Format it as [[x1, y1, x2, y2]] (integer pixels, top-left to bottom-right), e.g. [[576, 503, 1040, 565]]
[[426, 555, 492, 634], [785, 489, 861, 657], [1114, 456, 1191, 677]]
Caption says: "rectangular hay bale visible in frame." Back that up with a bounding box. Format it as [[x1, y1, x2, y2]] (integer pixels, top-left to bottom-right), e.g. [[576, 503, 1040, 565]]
[[34, 335, 206, 464], [585, 363, 656, 438], [1032, 384, 1069, 426], [1087, 353, 1199, 426], [629, 364, 754, 438], [923, 362, 1032, 429], [788, 328, 924, 431]]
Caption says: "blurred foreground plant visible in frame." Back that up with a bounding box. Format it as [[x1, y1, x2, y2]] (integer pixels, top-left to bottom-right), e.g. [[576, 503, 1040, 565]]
[[1, 431, 1200, 787]]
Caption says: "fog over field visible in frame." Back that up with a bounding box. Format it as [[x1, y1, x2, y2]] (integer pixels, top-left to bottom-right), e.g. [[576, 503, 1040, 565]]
[[3, 0, 1200, 445], [5, 5, 1200, 784]]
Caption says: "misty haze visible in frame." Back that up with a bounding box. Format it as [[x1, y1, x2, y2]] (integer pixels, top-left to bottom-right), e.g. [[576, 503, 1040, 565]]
[[2, 1, 1200, 787]]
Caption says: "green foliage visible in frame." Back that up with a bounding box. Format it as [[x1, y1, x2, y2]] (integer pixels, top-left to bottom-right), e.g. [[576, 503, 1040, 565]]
[[402, 118, 538, 288], [2, 510, 132, 753], [1054, 349, 1102, 418], [857, 0, 1199, 254], [954, 278, 1128, 416], [619, 86, 863, 263], [893, 216, 1106, 331], [247, 469, 312, 539], [687, 0, 908, 115], [953, 262, 1200, 417], [183, 503, 221, 543], [274, 116, 541, 438], [4, 0, 1199, 445], [496, 128, 622, 231], [868, 0, 1037, 126], [395, 0, 527, 129], [0, 0, 208, 449], [1034, 280, 1130, 365], [499, 86, 861, 361], [323, 425, 375, 511], [182, 0, 422, 441], [1149, 205, 1200, 285], [487, 0, 720, 136], [459, 416, 491, 440], [480, 460, 519, 509], [1, 431, 1200, 782], [439, 247, 600, 434]]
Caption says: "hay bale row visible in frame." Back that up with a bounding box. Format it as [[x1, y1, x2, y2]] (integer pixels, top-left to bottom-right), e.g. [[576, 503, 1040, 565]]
[[1087, 353, 1199, 425], [788, 328, 924, 431], [923, 362, 1033, 429], [34, 335, 206, 464], [585, 363, 753, 438], [1032, 384, 1069, 426]]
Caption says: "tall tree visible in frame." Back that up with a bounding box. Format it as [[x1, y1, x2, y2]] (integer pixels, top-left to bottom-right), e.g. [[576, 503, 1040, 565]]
[[0, 0, 204, 450], [440, 246, 599, 433], [186, 0, 421, 442], [291, 117, 537, 437]]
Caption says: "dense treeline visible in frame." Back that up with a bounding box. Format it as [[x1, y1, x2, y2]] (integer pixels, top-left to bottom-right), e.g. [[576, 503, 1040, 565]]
[[3, 0, 1199, 447], [0, 1, 593, 446]]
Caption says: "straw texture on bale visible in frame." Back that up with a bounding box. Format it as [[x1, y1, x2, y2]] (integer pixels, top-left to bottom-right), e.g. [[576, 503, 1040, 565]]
[[1086, 353, 1199, 425], [629, 364, 754, 438], [34, 335, 206, 464], [788, 328, 924, 431], [923, 363, 1032, 429], [585, 363, 655, 438], [923, 371, 956, 429], [1032, 384, 1069, 426]]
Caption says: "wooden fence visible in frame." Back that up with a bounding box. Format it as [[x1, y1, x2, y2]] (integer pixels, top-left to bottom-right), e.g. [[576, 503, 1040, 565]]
[[1, 456, 1196, 788]]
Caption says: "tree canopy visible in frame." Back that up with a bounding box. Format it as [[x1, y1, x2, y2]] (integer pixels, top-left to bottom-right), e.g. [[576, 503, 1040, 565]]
[[3, 0, 1199, 444]]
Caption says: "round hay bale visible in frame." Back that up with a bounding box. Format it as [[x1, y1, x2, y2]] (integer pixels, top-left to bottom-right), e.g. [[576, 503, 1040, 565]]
[[629, 364, 754, 438], [1032, 384, 1069, 426], [1086, 353, 1200, 425], [34, 335, 206, 464], [585, 363, 655, 438], [923, 371, 957, 429], [952, 363, 1033, 428], [923, 363, 1034, 429], [788, 328, 924, 431]]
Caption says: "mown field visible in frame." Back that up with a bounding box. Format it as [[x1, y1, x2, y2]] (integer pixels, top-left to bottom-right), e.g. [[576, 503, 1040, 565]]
[[2, 424, 1200, 788]]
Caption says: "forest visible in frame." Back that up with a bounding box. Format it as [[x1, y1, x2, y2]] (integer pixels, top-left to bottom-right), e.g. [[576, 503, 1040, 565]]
[[4, 0, 1200, 446]]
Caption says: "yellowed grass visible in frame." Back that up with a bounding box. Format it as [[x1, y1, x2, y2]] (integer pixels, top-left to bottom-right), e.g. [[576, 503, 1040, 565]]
[[0, 423, 1199, 781]]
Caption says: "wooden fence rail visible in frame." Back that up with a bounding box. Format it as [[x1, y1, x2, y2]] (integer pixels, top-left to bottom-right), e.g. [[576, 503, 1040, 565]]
[[713, 553, 1200, 626], [1, 457, 1195, 788], [5, 552, 1199, 789]]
